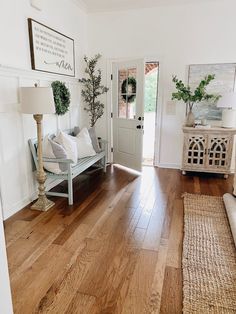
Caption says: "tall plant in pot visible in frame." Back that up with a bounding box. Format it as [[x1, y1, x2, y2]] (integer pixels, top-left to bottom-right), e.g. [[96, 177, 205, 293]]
[[79, 54, 109, 128], [172, 74, 220, 126]]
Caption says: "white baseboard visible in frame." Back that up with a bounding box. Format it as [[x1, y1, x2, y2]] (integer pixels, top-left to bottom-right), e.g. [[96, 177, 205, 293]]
[[3, 178, 64, 220], [157, 163, 235, 175], [156, 163, 181, 170], [3, 197, 32, 220]]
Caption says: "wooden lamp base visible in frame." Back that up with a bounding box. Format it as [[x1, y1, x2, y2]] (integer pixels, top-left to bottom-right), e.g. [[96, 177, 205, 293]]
[[31, 114, 55, 212], [31, 195, 54, 211]]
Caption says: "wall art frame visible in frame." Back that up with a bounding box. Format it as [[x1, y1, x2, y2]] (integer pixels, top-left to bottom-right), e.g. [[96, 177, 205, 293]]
[[188, 63, 236, 121], [28, 18, 75, 77]]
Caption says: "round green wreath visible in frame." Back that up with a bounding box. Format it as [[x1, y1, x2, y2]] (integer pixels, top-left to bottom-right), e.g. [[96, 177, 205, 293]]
[[121, 77, 136, 103], [51, 81, 71, 115]]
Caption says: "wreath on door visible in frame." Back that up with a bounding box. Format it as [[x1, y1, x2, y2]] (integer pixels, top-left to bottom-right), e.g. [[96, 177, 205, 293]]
[[51, 81, 71, 115], [121, 77, 136, 103]]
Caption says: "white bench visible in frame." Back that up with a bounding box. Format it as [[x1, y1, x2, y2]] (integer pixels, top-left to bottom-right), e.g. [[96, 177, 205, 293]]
[[29, 130, 107, 205]]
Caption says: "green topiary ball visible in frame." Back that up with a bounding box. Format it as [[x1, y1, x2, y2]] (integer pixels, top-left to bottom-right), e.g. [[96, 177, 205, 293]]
[[51, 81, 71, 115]]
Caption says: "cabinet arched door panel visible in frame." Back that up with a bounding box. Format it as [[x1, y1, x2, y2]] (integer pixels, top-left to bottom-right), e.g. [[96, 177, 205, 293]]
[[183, 134, 207, 169], [206, 134, 231, 170]]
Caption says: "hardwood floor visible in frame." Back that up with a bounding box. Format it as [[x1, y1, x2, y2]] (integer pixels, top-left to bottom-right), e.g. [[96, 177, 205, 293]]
[[4, 165, 233, 314]]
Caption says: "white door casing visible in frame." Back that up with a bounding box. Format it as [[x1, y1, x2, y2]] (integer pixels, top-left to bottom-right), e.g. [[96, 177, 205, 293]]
[[112, 59, 145, 171], [0, 196, 13, 314]]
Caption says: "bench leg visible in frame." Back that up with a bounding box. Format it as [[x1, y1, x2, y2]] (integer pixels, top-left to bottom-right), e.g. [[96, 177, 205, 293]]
[[68, 167, 73, 205], [103, 156, 107, 173], [68, 179, 73, 205]]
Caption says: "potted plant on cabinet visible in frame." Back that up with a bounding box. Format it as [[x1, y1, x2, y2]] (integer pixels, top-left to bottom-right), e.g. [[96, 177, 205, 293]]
[[172, 74, 220, 127]]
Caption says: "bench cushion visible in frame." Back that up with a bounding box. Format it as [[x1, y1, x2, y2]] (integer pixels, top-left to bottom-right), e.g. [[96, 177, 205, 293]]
[[43, 136, 62, 174], [54, 131, 78, 164], [75, 128, 96, 158], [49, 138, 68, 172], [88, 127, 101, 153], [74, 126, 101, 153]]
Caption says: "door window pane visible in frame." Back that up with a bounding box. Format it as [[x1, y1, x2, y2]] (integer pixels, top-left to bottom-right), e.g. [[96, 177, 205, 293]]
[[127, 68, 137, 119], [128, 68, 137, 80], [118, 68, 137, 119], [118, 95, 127, 119], [127, 99, 136, 119], [119, 69, 128, 99], [118, 69, 127, 118]]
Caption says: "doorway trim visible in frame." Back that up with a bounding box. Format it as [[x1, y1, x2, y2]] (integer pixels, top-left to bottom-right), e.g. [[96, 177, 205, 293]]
[[0, 194, 13, 314], [106, 55, 164, 167]]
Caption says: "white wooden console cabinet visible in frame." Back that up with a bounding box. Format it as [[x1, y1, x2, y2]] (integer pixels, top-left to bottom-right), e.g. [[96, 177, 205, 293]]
[[182, 127, 236, 178]]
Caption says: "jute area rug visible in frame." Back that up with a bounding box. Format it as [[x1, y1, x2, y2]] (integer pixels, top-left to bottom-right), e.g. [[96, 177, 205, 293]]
[[183, 193, 236, 314]]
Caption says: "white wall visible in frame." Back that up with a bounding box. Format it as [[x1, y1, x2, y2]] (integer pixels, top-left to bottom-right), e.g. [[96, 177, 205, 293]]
[[0, 0, 88, 74], [0, 0, 88, 219], [88, 0, 236, 168]]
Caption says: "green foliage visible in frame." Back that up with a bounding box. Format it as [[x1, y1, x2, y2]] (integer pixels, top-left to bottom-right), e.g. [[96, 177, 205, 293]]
[[79, 54, 109, 127], [51, 81, 71, 115], [145, 71, 158, 112], [172, 74, 220, 110]]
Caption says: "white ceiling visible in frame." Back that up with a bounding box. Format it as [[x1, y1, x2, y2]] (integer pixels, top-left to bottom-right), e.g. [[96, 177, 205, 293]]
[[77, 0, 215, 13]]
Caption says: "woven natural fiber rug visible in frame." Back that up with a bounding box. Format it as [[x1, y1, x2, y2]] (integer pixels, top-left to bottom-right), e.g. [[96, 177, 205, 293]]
[[183, 193, 236, 314]]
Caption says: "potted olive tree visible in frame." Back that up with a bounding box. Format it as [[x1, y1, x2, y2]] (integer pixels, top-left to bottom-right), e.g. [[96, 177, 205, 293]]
[[79, 54, 109, 127], [172, 74, 220, 126]]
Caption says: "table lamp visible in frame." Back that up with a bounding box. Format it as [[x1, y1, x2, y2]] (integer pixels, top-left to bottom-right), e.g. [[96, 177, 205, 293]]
[[217, 92, 236, 128], [21, 85, 55, 211]]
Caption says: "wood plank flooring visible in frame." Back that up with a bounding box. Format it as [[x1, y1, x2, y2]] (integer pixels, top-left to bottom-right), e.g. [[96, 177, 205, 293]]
[[4, 166, 233, 314]]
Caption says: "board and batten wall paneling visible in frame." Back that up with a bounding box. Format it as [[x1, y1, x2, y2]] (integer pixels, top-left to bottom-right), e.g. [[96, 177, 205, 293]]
[[0, 65, 80, 220]]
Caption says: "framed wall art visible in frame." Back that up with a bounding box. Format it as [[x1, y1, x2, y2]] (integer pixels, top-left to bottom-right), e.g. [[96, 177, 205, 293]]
[[188, 63, 236, 120], [28, 18, 75, 77]]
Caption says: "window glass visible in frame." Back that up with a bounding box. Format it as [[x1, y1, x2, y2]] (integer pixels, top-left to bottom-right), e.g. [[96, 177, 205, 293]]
[[118, 68, 137, 119]]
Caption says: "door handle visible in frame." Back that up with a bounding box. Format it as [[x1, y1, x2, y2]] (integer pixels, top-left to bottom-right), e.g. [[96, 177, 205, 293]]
[[136, 125, 141, 129]]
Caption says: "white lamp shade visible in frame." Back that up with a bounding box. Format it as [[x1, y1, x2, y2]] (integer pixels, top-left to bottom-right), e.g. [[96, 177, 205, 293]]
[[20, 87, 55, 114], [217, 92, 236, 109]]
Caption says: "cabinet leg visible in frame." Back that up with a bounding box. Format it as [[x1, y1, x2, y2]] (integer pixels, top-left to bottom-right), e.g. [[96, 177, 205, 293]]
[[224, 174, 229, 179], [182, 170, 186, 175]]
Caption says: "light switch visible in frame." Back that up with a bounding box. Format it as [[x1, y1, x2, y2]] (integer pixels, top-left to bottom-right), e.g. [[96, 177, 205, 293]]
[[166, 100, 176, 115], [30, 0, 42, 11]]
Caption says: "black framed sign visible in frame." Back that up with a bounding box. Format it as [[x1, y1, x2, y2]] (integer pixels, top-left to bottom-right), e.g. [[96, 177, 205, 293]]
[[28, 18, 75, 77]]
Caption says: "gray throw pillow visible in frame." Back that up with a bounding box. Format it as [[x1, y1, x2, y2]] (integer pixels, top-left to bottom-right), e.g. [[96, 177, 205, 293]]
[[49, 139, 68, 172], [74, 126, 80, 136], [88, 127, 101, 153]]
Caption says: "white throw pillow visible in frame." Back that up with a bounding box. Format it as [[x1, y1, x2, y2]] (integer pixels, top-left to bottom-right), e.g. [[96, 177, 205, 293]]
[[54, 131, 78, 164], [43, 136, 62, 174], [76, 127, 96, 159]]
